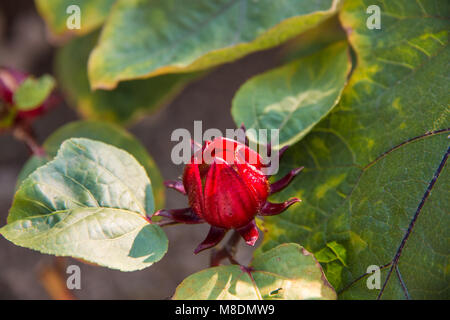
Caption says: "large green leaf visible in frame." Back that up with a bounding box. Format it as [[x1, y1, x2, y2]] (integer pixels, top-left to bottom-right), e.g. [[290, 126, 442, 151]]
[[16, 155, 49, 189], [56, 32, 199, 124], [232, 41, 350, 149], [1, 138, 168, 271], [16, 121, 165, 210], [258, 0, 449, 299], [173, 243, 336, 300], [35, 0, 116, 36], [88, 0, 340, 89], [279, 14, 347, 63]]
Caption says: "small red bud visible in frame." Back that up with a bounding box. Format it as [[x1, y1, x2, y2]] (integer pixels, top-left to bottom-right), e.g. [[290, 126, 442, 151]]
[[183, 137, 269, 229], [154, 136, 303, 254]]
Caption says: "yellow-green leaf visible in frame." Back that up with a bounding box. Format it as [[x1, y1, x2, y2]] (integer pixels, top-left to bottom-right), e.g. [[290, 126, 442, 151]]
[[16, 120, 165, 210], [173, 243, 336, 300], [258, 0, 449, 299], [1, 138, 168, 271], [88, 0, 341, 89], [35, 0, 116, 36], [13, 75, 55, 110], [56, 31, 200, 124], [232, 41, 350, 149]]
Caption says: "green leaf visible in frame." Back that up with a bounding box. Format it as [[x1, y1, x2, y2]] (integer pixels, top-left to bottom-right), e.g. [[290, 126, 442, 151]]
[[322, 261, 344, 290], [56, 31, 200, 124], [35, 0, 116, 36], [315, 242, 347, 289], [280, 14, 347, 63], [232, 41, 350, 149], [315, 241, 347, 266], [16, 155, 49, 190], [258, 0, 449, 299], [16, 120, 165, 210], [325, 241, 347, 266], [173, 243, 336, 300], [88, 0, 341, 89], [1, 138, 168, 271], [13, 75, 55, 110], [315, 246, 339, 264]]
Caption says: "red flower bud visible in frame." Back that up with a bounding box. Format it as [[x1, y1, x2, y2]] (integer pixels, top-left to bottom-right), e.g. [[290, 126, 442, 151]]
[[183, 137, 269, 230], [154, 133, 303, 254]]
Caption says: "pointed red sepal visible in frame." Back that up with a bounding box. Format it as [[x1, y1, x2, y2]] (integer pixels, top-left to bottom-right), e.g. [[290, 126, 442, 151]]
[[263, 145, 291, 176], [164, 180, 186, 195], [153, 207, 203, 224], [278, 145, 289, 161], [239, 123, 249, 146], [259, 198, 301, 216], [266, 142, 272, 157], [194, 226, 227, 254], [237, 220, 259, 246], [269, 167, 304, 195]]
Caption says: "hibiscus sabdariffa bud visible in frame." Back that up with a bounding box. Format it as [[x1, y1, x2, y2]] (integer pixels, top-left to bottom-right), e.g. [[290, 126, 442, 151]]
[[154, 130, 303, 254]]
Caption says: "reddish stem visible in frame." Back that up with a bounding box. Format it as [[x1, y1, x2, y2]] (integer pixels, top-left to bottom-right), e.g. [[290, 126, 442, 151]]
[[210, 230, 241, 267], [12, 122, 45, 156]]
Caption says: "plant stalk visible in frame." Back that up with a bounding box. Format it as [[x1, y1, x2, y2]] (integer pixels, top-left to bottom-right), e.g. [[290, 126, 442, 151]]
[[210, 230, 241, 267]]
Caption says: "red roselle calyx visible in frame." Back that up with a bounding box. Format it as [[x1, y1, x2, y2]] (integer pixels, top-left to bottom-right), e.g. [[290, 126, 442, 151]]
[[153, 131, 303, 254]]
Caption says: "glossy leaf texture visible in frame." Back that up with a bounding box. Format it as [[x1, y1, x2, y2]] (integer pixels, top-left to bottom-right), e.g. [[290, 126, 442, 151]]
[[257, 0, 449, 299], [1, 138, 168, 271], [173, 243, 336, 300], [56, 31, 200, 124], [16, 121, 165, 210], [88, 0, 340, 89], [232, 41, 350, 149], [35, 0, 116, 37]]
